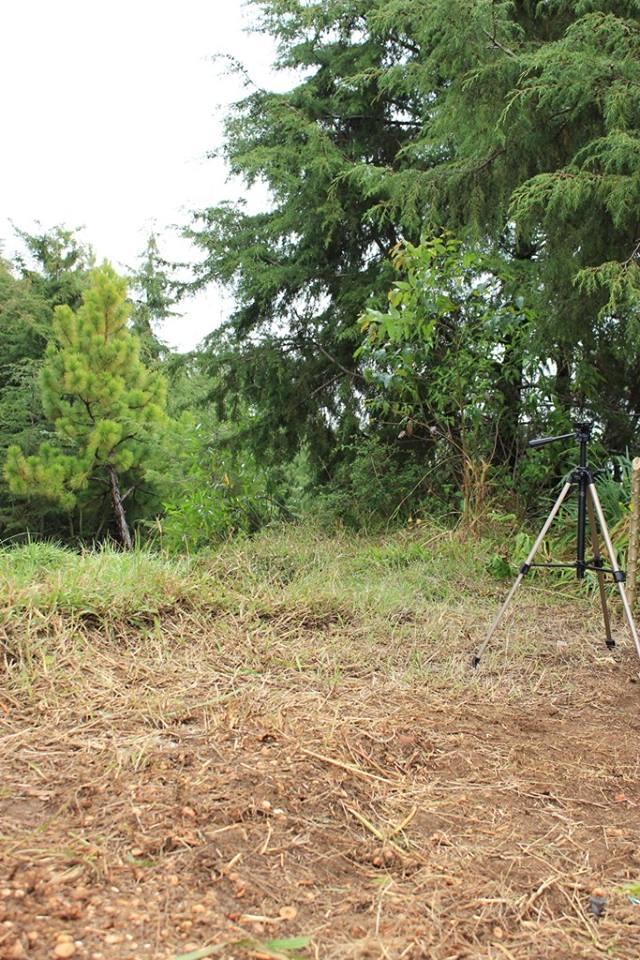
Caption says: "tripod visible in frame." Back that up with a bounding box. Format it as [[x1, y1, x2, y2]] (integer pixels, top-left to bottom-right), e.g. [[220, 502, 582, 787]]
[[473, 423, 640, 666]]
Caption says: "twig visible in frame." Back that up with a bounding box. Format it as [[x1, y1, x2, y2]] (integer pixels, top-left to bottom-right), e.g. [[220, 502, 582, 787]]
[[481, 27, 517, 59], [298, 746, 400, 784], [388, 804, 418, 838], [343, 804, 411, 860], [517, 874, 561, 919]]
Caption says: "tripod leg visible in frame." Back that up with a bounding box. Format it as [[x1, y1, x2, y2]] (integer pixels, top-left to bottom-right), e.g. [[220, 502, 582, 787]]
[[588, 483, 640, 661], [473, 481, 573, 666], [587, 495, 614, 649]]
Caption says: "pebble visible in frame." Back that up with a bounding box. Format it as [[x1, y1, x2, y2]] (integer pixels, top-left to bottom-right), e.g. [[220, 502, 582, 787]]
[[53, 943, 76, 958]]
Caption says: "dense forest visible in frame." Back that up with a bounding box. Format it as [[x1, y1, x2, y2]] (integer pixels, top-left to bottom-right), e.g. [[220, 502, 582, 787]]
[[2, 0, 640, 548]]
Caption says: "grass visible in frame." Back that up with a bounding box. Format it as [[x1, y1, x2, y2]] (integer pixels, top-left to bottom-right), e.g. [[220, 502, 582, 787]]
[[2, 522, 640, 960], [0, 519, 587, 619], [0, 521, 612, 688], [0, 540, 202, 618]]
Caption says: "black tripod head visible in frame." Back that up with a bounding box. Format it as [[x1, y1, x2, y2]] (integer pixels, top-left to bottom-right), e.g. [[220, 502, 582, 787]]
[[528, 421, 593, 450]]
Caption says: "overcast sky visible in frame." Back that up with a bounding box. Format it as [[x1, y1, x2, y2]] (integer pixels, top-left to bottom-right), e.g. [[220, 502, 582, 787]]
[[0, 0, 286, 351]]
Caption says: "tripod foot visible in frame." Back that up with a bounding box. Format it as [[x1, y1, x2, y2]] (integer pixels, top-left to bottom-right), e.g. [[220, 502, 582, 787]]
[[606, 639, 616, 650], [471, 655, 481, 669]]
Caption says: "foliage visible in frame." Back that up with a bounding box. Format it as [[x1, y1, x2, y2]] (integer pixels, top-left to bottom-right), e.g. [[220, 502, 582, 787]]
[[12, 224, 94, 310], [0, 227, 93, 540], [4, 264, 167, 547], [157, 417, 290, 552], [186, 0, 421, 473], [358, 236, 539, 522], [6, 4, 640, 542], [306, 435, 432, 531], [187, 0, 640, 502], [127, 233, 177, 360]]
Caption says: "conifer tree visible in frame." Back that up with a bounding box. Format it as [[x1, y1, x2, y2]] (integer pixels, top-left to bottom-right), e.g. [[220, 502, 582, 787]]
[[0, 226, 93, 539], [128, 233, 177, 359], [4, 264, 167, 548], [191, 0, 640, 474]]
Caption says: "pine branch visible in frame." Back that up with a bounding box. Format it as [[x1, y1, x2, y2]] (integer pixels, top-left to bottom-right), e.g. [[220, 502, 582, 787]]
[[481, 27, 517, 60]]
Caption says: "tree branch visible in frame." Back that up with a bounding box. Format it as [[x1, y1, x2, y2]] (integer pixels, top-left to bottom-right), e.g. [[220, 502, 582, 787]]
[[481, 27, 517, 60]]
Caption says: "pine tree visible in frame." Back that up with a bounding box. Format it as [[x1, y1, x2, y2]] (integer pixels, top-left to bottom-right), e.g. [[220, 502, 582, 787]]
[[0, 226, 93, 539], [13, 224, 93, 310], [186, 0, 421, 473], [190, 0, 640, 472], [128, 233, 177, 359], [4, 264, 167, 548]]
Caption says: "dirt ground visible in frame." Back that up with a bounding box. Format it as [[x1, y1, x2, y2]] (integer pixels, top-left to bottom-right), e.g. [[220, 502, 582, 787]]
[[2, 601, 640, 960]]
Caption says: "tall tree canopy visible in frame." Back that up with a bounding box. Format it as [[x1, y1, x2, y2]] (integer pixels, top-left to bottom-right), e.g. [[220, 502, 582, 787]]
[[189, 0, 640, 482]]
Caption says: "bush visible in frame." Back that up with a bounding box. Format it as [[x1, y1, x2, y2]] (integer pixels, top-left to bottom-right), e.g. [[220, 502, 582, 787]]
[[307, 437, 433, 532]]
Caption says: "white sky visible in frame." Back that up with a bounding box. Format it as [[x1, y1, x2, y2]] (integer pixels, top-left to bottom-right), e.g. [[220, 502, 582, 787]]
[[0, 0, 287, 351]]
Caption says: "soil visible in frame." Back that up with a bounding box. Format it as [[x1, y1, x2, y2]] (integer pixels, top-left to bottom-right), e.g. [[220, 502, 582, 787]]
[[2, 608, 640, 959]]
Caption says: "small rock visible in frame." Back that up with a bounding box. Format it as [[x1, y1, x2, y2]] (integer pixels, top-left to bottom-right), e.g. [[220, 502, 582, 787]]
[[397, 734, 416, 746], [279, 905, 297, 920], [588, 895, 607, 919], [53, 943, 76, 958]]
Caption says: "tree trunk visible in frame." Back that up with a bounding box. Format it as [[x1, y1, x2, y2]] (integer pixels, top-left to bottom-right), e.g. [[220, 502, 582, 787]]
[[628, 457, 640, 612], [107, 464, 133, 550], [493, 234, 533, 474], [494, 335, 523, 473]]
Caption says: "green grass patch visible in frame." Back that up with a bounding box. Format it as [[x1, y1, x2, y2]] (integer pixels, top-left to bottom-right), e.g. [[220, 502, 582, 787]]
[[0, 541, 205, 620], [1, 520, 579, 630]]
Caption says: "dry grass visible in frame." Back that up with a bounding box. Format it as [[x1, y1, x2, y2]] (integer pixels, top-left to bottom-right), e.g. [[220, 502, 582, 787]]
[[2, 526, 640, 960]]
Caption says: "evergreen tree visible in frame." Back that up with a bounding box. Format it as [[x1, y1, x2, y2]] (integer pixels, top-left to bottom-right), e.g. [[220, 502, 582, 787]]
[[0, 226, 93, 539], [190, 0, 640, 482], [128, 232, 177, 359], [5, 264, 167, 548], [13, 224, 93, 310], [187, 0, 420, 474]]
